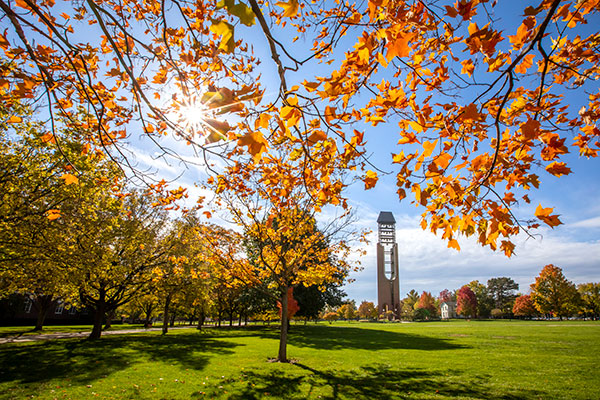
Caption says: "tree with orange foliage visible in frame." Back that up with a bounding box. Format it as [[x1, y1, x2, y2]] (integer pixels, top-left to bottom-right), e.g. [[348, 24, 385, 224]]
[[203, 203, 358, 362], [2, 0, 598, 258], [530, 264, 580, 319], [415, 291, 438, 319], [513, 294, 538, 318]]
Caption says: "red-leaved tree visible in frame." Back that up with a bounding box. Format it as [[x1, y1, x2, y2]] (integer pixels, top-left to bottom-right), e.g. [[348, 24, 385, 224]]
[[456, 286, 478, 318], [513, 294, 537, 318]]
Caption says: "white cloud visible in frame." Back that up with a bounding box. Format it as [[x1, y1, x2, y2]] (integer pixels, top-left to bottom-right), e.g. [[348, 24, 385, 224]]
[[569, 216, 600, 229]]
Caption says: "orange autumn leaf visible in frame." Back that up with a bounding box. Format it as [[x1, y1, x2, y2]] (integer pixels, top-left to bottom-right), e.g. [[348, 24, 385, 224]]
[[500, 240, 515, 257], [460, 103, 483, 122], [41, 133, 56, 144], [386, 33, 412, 60], [534, 204, 562, 228], [237, 132, 268, 162], [545, 161, 572, 177], [444, 5, 458, 18], [60, 173, 79, 185], [7, 116, 22, 123], [364, 170, 378, 189], [422, 140, 438, 158], [447, 239, 460, 251], [520, 119, 540, 141], [307, 130, 327, 144], [515, 53, 535, 74], [46, 209, 61, 220], [280, 104, 301, 127], [461, 59, 474, 77], [275, 0, 299, 17]]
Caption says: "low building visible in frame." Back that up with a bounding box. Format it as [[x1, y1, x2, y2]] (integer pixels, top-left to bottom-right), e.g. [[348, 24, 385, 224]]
[[440, 301, 456, 319]]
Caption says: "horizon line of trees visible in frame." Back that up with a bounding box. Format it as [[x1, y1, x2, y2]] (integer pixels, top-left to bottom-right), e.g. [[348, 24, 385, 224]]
[[351, 266, 599, 322]]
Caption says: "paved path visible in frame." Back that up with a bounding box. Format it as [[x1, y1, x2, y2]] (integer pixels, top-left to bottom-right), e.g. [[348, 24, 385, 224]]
[[0, 325, 197, 344]]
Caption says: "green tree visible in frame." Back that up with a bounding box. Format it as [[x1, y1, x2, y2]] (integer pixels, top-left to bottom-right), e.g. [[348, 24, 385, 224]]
[[530, 265, 580, 320], [404, 289, 420, 309], [487, 277, 519, 315], [577, 283, 600, 320], [294, 282, 346, 322], [467, 280, 494, 318]]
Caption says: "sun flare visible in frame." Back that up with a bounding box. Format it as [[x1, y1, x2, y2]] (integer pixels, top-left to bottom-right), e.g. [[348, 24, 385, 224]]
[[169, 90, 235, 145]]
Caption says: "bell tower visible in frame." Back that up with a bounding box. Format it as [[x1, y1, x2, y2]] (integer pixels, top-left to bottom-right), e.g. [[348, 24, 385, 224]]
[[376, 211, 400, 317]]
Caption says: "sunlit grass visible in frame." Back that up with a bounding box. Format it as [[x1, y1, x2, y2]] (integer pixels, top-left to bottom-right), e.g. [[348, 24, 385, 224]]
[[0, 320, 598, 399]]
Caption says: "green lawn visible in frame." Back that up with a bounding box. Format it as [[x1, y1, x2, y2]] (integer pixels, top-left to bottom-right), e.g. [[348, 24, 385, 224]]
[[0, 320, 598, 399]]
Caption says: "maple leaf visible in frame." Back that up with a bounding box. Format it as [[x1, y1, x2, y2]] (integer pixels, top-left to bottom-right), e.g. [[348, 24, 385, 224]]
[[520, 119, 540, 141], [422, 140, 438, 158], [209, 20, 235, 53], [307, 130, 327, 144], [46, 209, 61, 220], [534, 204, 562, 228], [364, 170, 378, 189], [444, 5, 458, 18], [386, 33, 412, 60], [460, 103, 483, 122], [545, 161, 572, 177], [447, 239, 460, 251], [60, 173, 79, 185], [280, 103, 301, 127], [392, 151, 405, 163], [7, 116, 22, 123], [217, 0, 255, 26], [238, 132, 268, 162], [515, 54, 535, 74], [461, 59, 474, 77], [500, 240, 515, 257], [275, 0, 299, 17]]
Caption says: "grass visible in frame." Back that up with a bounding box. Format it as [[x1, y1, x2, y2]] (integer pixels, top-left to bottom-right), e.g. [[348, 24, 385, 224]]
[[0, 320, 599, 399]]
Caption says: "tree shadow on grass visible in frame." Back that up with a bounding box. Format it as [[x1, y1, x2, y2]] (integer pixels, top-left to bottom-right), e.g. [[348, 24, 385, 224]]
[[0, 332, 239, 389], [288, 325, 467, 351], [202, 325, 467, 352], [198, 362, 545, 399]]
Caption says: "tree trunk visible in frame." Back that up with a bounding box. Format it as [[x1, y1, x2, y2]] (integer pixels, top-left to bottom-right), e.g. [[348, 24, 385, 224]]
[[169, 311, 176, 327], [197, 310, 205, 330], [278, 288, 289, 362], [144, 310, 152, 328], [238, 313, 242, 326], [89, 302, 105, 340], [162, 295, 171, 335], [103, 309, 116, 330], [33, 295, 54, 331], [229, 311, 233, 327]]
